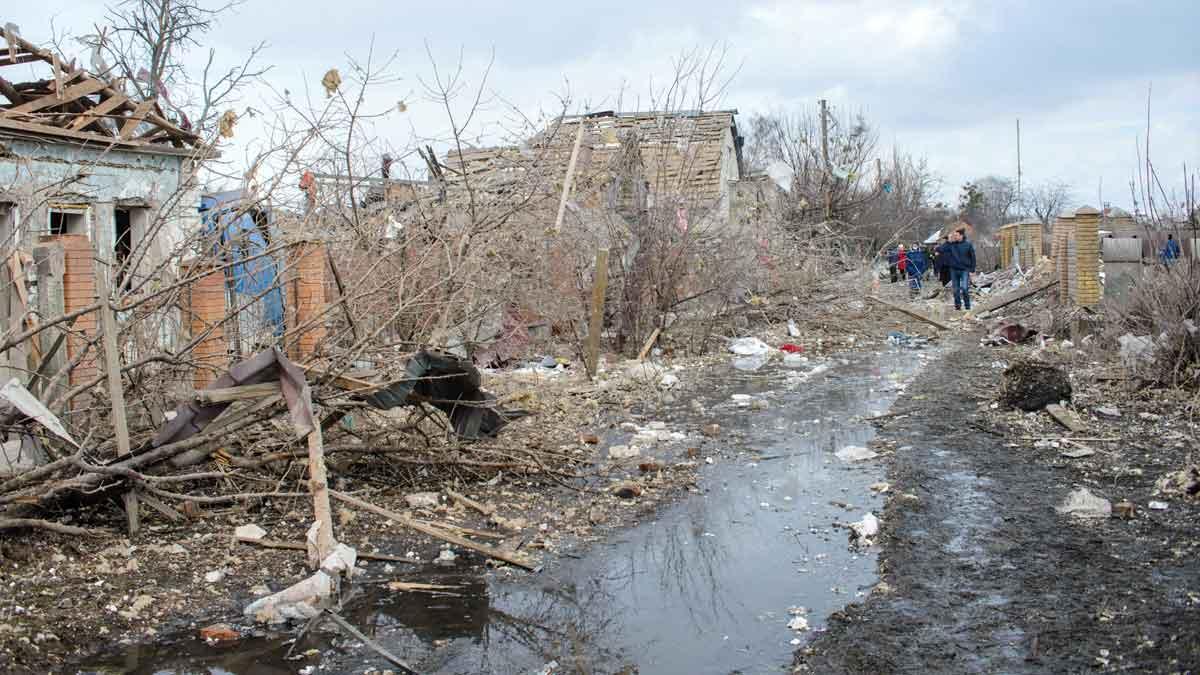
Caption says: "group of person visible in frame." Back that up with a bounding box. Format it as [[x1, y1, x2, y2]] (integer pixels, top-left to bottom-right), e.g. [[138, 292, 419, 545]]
[[884, 225, 977, 310]]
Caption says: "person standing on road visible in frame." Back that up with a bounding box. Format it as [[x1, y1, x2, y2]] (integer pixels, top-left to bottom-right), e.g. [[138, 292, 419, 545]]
[[897, 244, 908, 280], [941, 229, 976, 310], [934, 236, 952, 286]]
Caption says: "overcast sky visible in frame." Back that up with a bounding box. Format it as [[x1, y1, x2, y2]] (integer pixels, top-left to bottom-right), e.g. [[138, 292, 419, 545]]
[[9, 0, 1199, 209]]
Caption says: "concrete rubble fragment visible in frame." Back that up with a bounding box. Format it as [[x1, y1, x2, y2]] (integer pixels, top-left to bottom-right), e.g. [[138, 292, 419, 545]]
[[234, 524, 268, 542], [836, 446, 878, 462], [1056, 488, 1112, 519], [404, 492, 441, 509]]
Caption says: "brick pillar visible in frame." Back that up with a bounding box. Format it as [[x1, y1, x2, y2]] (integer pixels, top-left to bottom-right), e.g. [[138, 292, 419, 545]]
[[1018, 220, 1043, 269], [180, 261, 229, 389], [1054, 213, 1075, 302], [1073, 206, 1101, 307], [285, 241, 328, 363], [42, 234, 99, 387]]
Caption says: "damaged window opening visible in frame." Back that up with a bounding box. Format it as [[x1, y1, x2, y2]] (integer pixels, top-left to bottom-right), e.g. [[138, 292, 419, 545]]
[[0, 203, 14, 247], [48, 208, 88, 237], [114, 208, 133, 292]]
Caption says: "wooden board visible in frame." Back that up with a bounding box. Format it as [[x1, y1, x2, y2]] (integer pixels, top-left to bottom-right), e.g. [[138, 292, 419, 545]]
[[1045, 404, 1087, 433], [866, 295, 951, 331]]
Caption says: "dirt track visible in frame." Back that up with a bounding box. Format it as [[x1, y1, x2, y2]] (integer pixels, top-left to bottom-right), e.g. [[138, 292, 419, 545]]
[[798, 336, 1200, 674]]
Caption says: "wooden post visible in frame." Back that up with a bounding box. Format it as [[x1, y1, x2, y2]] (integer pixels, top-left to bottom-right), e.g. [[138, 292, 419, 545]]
[[551, 119, 586, 234], [306, 424, 334, 568], [94, 248, 138, 536], [586, 248, 609, 378]]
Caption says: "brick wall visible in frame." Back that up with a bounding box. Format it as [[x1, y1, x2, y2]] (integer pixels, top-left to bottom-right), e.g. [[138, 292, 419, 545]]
[[43, 234, 98, 387], [180, 262, 229, 389], [285, 241, 328, 363]]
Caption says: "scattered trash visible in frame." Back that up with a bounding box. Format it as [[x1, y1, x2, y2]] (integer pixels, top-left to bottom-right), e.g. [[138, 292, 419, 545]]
[[982, 323, 1038, 346], [1155, 465, 1200, 497], [435, 548, 458, 564], [1147, 500, 1169, 511], [528, 660, 560, 675], [1094, 406, 1121, 419], [199, 623, 240, 645], [729, 337, 771, 356], [887, 331, 930, 349], [787, 616, 810, 631], [701, 424, 722, 438], [612, 482, 643, 499], [1056, 487, 1112, 519], [835, 446, 878, 462], [404, 492, 440, 510], [204, 569, 226, 584], [1060, 447, 1096, 459], [244, 544, 357, 624], [1001, 362, 1071, 411], [868, 481, 891, 493], [1113, 500, 1136, 519], [659, 373, 680, 389], [787, 319, 801, 337], [608, 445, 640, 459], [783, 353, 808, 367], [780, 343, 803, 353], [1118, 334, 1154, 367], [849, 513, 880, 542]]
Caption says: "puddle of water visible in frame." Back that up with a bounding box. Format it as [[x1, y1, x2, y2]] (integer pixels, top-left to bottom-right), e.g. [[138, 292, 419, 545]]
[[76, 349, 931, 675]]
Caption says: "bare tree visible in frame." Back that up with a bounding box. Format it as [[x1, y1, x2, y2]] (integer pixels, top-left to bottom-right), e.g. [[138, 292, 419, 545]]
[[1022, 180, 1072, 226], [79, 0, 269, 133]]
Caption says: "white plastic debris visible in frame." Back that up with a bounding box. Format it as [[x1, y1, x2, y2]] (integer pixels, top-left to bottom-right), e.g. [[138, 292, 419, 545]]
[[1148, 500, 1168, 511], [608, 445, 640, 459], [732, 354, 769, 371], [404, 492, 440, 509], [787, 616, 810, 631], [835, 446, 878, 462], [1118, 334, 1154, 366], [849, 513, 880, 540], [436, 548, 458, 564], [729, 337, 770, 356], [1056, 487, 1112, 519], [787, 319, 801, 337], [659, 373, 680, 389], [244, 545, 357, 624], [204, 570, 226, 584]]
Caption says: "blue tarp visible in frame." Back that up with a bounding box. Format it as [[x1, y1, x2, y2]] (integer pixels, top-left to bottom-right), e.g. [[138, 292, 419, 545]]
[[198, 191, 285, 335]]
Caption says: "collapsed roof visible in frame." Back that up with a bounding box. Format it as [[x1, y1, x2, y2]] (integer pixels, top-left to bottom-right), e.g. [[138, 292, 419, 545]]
[[0, 24, 201, 153]]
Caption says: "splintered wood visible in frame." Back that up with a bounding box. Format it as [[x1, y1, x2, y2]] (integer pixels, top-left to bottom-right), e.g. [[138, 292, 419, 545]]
[[331, 490, 538, 571]]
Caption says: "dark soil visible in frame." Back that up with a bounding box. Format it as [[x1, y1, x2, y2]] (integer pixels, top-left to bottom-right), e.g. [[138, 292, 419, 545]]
[[797, 335, 1200, 674]]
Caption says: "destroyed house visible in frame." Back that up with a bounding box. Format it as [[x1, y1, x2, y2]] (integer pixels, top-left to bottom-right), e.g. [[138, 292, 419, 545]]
[[442, 109, 747, 228], [0, 27, 204, 386]]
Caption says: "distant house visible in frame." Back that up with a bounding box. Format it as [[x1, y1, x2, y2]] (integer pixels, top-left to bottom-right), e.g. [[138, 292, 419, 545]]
[[441, 109, 748, 229]]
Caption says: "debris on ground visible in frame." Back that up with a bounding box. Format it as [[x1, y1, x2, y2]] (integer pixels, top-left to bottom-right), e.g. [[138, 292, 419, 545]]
[[835, 446, 878, 462], [1000, 361, 1072, 411], [1056, 487, 1112, 519]]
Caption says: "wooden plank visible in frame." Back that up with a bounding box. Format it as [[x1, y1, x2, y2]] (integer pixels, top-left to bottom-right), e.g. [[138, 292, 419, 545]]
[[977, 278, 1059, 316], [586, 248, 609, 378], [95, 251, 139, 536], [331, 490, 538, 571], [118, 98, 155, 140], [0, 115, 137, 148], [866, 295, 951, 331], [238, 537, 418, 563], [550, 120, 586, 233], [1046, 404, 1087, 433], [9, 78, 106, 114], [194, 382, 282, 403], [446, 488, 494, 516], [637, 327, 661, 361], [0, 53, 42, 67], [67, 92, 129, 131], [306, 424, 335, 569]]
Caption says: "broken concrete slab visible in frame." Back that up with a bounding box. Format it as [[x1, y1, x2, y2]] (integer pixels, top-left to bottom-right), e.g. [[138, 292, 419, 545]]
[[1056, 487, 1111, 519]]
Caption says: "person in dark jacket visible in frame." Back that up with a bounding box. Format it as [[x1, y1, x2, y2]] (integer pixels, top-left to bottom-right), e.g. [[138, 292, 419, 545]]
[[933, 236, 951, 286], [940, 229, 977, 310], [1161, 233, 1182, 264]]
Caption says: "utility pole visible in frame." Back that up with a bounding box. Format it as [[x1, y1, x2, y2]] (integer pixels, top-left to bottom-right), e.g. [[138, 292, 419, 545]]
[[1016, 118, 1022, 208], [819, 99, 832, 220]]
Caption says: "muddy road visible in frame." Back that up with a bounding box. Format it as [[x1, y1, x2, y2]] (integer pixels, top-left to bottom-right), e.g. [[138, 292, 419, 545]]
[[77, 348, 933, 674], [799, 341, 1200, 674]]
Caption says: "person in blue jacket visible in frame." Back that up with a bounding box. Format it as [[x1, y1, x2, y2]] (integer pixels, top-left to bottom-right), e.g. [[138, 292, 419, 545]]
[[1160, 233, 1181, 265], [938, 228, 976, 310]]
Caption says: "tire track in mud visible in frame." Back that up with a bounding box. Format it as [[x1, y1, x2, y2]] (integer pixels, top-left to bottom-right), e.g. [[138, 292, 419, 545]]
[[797, 338, 1200, 674]]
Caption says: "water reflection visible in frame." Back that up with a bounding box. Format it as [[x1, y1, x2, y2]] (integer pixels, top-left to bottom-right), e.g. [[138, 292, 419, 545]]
[[77, 350, 930, 675]]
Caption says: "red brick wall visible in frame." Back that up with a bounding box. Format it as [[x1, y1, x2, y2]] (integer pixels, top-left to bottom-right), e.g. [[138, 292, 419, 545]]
[[285, 241, 328, 363], [43, 234, 98, 387], [180, 262, 229, 389]]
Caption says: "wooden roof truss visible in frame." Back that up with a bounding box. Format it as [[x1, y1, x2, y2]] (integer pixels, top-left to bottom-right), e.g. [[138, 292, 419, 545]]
[[0, 24, 200, 151]]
